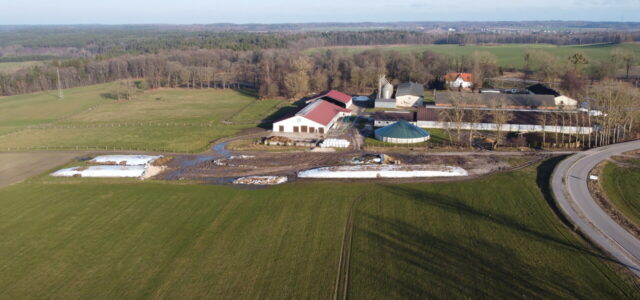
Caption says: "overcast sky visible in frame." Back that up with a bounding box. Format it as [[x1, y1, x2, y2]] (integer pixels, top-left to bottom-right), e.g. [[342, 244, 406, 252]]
[[1, 0, 639, 24]]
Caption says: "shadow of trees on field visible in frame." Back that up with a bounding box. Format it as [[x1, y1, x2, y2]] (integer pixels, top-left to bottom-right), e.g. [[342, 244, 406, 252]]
[[100, 92, 119, 100], [234, 88, 259, 98], [353, 213, 581, 299], [349, 181, 627, 298], [535, 155, 575, 229], [381, 186, 615, 261]]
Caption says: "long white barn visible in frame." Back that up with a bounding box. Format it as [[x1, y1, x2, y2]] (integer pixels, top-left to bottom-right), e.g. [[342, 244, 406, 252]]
[[273, 100, 352, 134]]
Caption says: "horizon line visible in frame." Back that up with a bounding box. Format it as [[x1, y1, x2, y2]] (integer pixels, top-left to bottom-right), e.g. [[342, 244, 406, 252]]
[[2, 20, 640, 27]]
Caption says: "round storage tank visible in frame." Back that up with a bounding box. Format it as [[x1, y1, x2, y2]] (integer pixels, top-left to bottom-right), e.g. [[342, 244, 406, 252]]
[[374, 120, 431, 144], [382, 83, 393, 99]]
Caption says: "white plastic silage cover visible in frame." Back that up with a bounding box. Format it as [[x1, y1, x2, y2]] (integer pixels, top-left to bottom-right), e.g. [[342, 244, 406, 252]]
[[51, 165, 147, 178], [320, 139, 350, 148], [297, 165, 468, 179], [233, 176, 288, 185], [90, 155, 162, 166]]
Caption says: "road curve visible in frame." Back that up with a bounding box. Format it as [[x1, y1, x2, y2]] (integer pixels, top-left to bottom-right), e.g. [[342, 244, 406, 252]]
[[551, 140, 640, 277]]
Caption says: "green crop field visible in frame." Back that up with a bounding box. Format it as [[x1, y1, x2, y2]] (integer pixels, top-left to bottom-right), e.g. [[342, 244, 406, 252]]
[[601, 159, 640, 227], [0, 160, 637, 298], [309, 43, 640, 69], [0, 83, 283, 152]]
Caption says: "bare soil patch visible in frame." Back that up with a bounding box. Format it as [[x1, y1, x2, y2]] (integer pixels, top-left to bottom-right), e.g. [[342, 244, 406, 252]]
[[0, 152, 79, 188], [161, 149, 534, 184]]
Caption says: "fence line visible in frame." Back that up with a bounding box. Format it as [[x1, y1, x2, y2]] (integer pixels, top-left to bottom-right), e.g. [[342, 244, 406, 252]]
[[375, 120, 593, 134], [23, 121, 231, 130]]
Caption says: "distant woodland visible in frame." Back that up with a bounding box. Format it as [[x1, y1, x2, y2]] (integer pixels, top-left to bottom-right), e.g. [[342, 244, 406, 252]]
[[0, 24, 639, 98]]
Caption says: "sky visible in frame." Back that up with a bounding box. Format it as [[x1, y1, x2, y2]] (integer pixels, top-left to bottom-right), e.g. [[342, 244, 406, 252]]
[[0, 0, 639, 24]]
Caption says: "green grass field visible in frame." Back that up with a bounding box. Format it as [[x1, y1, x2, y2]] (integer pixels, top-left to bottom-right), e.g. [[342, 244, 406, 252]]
[[601, 159, 640, 227], [0, 61, 44, 73], [0, 83, 283, 152], [0, 160, 637, 298], [309, 43, 640, 69]]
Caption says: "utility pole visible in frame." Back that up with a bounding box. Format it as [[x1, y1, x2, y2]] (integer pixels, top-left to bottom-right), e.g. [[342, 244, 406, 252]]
[[56, 68, 64, 99]]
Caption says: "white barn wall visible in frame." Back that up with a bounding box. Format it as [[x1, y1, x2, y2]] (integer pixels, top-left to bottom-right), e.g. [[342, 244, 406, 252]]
[[416, 121, 593, 134], [554, 95, 578, 107], [375, 119, 592, 134], [374, 100, 396, 109], [449, 78, 472, 89], [273, 112, 350, 134], [273, 116, 326, 133]]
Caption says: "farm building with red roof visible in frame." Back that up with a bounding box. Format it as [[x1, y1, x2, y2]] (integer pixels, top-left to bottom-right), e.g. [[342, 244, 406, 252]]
[[306, 90, 353, 108], [445, 73, 473, 89], [273, 100, 352, 135]]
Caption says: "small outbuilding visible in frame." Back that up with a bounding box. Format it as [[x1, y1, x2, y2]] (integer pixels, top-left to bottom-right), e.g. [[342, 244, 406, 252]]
[[374, 120, 431, 144], [374, 81, 425, 108], [395, 82, 425, 107], [527, 84, 578, 108]]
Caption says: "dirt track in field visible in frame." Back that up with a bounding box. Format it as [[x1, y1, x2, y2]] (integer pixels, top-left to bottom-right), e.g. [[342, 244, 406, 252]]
[[0, 152, 79, 188]]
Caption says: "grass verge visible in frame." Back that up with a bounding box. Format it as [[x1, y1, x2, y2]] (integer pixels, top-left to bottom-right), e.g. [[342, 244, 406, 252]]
[[601, 158, 640, 228]]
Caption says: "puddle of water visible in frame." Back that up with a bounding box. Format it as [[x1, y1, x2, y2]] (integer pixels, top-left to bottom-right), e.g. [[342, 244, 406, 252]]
[[212, 142, 232, 158], [180, 155, 216, 167]]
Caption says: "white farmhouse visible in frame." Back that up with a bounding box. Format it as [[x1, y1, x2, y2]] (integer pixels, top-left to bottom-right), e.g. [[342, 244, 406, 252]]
[[445, 73, 473, 89]]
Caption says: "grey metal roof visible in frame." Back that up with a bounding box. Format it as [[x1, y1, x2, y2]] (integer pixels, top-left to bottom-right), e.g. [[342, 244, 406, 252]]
[[396, 82, 424, 98], [527, 84, 560, 97], [434, 92, 556, 108], [373, 111, 416, 122]]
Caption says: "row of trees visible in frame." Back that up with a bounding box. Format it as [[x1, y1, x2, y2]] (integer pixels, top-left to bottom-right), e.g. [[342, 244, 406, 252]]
[[437, 81, 640, 149], [523, 48, 638, 90], [0, 46, 636, 101], [589, 81, 640, 146], [0, 48, 457, 97], [437, 94, 516, 149]]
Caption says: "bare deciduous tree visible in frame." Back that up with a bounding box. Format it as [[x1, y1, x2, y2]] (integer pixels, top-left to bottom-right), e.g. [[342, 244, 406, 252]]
[[488, 96, 513, 149], [537, 112, 549, 148]]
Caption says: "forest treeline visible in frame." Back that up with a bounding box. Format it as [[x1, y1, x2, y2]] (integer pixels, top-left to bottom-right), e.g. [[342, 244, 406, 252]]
[[2, 24, 640, 99], [1, 28, 639, 57], [1, 45, 637, 99]]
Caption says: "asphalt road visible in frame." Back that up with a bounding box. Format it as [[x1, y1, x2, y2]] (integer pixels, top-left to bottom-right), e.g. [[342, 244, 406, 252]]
[[551, 140, 640, 277]]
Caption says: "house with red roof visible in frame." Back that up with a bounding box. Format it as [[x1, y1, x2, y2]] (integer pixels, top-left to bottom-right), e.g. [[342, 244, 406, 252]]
[[445, 73, 473, 89], [306, 90, 353, 108], [273, 100, 352, 135]]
